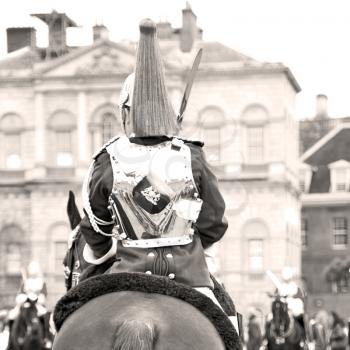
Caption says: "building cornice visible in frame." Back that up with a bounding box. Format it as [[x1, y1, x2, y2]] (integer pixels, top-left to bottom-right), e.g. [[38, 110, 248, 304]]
[[197, 63, 301, 92], [301, 192, 350, 207]]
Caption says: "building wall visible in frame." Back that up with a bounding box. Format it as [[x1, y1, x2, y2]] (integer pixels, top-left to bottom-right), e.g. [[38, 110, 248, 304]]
[[218, 181, 300, 315], [0, 51, 300, 313], [302, 205, 350, 317]]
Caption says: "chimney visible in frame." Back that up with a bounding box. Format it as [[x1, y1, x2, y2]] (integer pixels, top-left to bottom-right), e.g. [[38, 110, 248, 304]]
[[315, 94, 328, 119], [31, 10, 77, 58], [180, 2, 198, 52], [6, 27, 37, 53], [93, 24, 109, 42], [157, 22, 173, 40]]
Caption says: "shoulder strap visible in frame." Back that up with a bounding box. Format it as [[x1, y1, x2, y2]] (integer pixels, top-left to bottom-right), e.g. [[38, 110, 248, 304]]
[[82, 160, 115, 236], [92, 135, 121, 160], [179, 137, 204, 148]]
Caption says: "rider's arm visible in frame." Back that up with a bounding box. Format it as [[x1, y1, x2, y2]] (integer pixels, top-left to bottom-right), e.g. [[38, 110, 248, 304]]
[[80, 151, 115, 261], [190, 145, 228, 249]]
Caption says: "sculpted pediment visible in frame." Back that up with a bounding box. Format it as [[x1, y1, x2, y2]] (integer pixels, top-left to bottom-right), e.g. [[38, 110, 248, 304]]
[[39, 41, 136, 77]]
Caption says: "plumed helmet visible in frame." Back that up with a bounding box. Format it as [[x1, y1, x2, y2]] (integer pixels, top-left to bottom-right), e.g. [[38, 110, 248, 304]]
[[281, 266, 295, 281], [130, 18, 179, 137], [27, 261, 42, 277]]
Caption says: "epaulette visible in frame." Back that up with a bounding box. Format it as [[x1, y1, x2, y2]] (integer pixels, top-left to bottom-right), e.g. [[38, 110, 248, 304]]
[[92, 135, 121, 160], [179, 137, 204, 148]]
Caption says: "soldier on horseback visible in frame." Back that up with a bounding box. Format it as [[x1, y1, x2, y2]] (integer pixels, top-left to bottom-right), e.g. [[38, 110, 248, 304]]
[[6, 261, 51, 349], [77, 18, 240, 333], [279, 266, 306, 330]]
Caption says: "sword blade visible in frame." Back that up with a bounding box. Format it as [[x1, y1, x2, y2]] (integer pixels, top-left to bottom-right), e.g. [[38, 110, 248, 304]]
[[177, 48, 203, 124], [266, 269, 283, 292]]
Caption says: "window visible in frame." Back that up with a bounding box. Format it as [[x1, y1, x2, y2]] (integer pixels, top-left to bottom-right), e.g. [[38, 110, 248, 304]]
[[329, 160, 350, 192], [6, 243, 22, 274], [333, 217, 348, 247], [241, 105, 268, 164], [248, 239, 264, 271], [334, 169, 347, 192], [48, 110, 76, 167], [49, 224, 70, 275], [301, 218, 307, 248], [54, 241, 67, 272], [90, 106, 121, 153], [299, 164, 312, 193], [199, 107, 225, 164], [203, 127, 221, 163], [0, 113, 24, 169], [5, 133, 22, 169], [56, 131, 73, 167], [243, 220, 269, 275], [102, 113, 117, 144], [247, 126, 264, 162], [336, 276, 349, 293], [0, 225, 24, 276]]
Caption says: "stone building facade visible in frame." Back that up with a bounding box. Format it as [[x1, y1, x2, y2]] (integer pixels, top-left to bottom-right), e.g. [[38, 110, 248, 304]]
[[300, 122, 350, 318], [0, 5, 301, 313]]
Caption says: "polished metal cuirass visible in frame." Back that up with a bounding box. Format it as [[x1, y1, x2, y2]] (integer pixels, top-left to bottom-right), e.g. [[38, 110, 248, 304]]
[[106, 136, 202, 248]]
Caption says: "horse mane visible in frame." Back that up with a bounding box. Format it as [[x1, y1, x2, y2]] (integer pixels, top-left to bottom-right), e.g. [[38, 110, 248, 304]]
[[112, 320, 156, 350]]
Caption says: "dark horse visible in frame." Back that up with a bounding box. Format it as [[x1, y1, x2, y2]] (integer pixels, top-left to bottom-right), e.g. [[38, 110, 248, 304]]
[[53, 288, 230, 350], [52, 191, 239, 350], [265, 295, 304, 350], [10, 296, 51, 350]]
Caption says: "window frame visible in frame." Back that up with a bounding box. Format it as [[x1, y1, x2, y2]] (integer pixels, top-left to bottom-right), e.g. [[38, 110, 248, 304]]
[[198, 107, 226, 166], [246, 125, 265, 163], [90, 105, 121, 154], [332, 217, 348, 249], [329, 160, 350, 193], [0, 225, 25, 277], [247, 238, 264, 272], [0, 113, 24, 170]]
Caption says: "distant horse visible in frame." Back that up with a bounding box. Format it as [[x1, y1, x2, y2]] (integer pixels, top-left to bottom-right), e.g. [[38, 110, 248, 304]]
[[10, 296, 49, 350], [265, 295, 304, 350]]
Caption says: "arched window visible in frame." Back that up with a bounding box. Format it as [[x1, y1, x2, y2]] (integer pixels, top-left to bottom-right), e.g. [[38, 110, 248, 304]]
[[45, 223, 70, 305], [241, 105, 268, 163], [242, 220, 269, 275], [48, 223, 70, 274], [198, 107, 226, 164], [0, 225, 24, 276], [102, 112, 118, 144], [0, 113, 24, 169], [90, 105, 121, 153], [48, 110, 76, 167]]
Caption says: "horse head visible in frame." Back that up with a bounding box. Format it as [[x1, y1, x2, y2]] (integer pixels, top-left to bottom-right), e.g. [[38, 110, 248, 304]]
[[11, 294, 45, 350], [271, 295, 290, 336]]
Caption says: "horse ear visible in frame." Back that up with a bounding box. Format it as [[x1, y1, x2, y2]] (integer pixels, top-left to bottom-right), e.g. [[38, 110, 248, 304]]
[[67, 191, 82, 229]]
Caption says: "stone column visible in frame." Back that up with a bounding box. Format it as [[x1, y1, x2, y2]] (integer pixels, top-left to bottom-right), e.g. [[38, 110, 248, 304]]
[[26, 91, 46, 179], [76, 91, 89, 178], [35, 92, 45, 165]]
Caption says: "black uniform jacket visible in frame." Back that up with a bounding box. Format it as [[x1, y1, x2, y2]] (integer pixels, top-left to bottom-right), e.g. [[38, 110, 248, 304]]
[[80, 136, 228, 288]]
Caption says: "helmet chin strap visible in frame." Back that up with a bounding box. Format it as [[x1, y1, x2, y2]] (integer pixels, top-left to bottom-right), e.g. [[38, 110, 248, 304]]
[[121, 105, 130, 134]]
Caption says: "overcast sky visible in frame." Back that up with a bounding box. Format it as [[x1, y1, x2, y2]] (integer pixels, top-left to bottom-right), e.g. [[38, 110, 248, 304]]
[[0, 0, 350, 119]]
